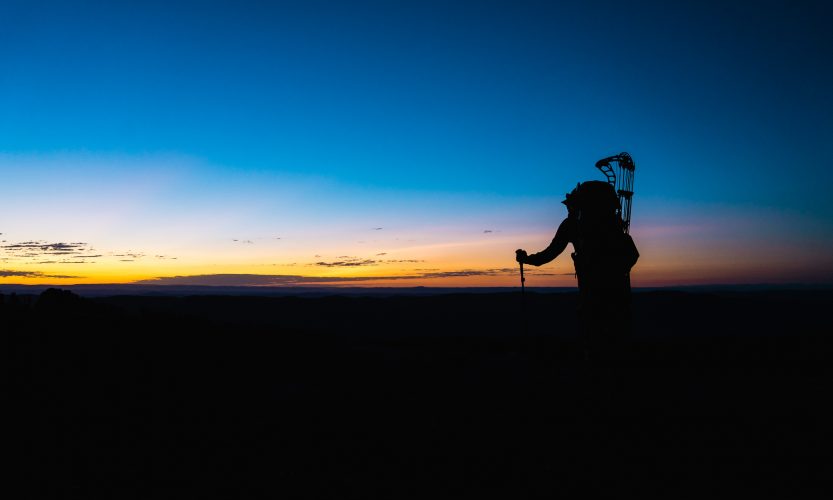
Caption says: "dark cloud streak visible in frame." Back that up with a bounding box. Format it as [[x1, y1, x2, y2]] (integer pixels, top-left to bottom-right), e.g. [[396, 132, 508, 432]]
[[134, 267, 562, 286], [315, 259, 377, 267], [0, 269, 80, 279]]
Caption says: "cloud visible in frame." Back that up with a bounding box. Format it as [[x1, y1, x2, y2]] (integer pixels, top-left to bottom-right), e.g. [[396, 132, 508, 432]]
[[1, 241, 93, 258], [313, 255, 385, 267], [0, 269, 80, 279], [111, 252, 145, 259], [2, 241, 87, 252], [133, 267, 553, 286], [418, 268, 518, 279], [0, 241, 112, 266], [315, 259, 377, 267], [133, 274, 381, 286], [312, 255, 423, 266], [1, 231, 185, 269], [0, 270, 40, 277]]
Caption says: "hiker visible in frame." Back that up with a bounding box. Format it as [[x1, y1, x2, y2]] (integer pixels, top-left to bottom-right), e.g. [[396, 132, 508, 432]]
[[516, 181, 639, 358]]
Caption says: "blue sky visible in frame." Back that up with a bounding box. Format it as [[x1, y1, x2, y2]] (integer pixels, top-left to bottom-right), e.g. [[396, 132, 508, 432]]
[[1, 0, 832, 285]]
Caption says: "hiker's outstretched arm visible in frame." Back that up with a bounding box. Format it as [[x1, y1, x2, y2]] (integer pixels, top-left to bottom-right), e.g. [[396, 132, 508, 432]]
[[525, 218, 573, 266]]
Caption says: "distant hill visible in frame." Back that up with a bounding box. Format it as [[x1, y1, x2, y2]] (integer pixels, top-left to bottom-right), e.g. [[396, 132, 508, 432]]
[[1, 283, 831, 298]]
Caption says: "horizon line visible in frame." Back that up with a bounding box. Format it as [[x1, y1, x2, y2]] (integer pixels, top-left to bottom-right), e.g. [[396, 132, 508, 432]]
[[1, 282, 832, 290]]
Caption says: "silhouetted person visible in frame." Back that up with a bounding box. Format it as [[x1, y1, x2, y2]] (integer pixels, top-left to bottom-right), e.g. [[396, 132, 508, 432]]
[[516, 181, 639, 359]]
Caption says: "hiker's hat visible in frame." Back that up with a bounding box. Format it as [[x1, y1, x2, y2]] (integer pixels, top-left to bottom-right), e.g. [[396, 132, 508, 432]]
[[562, 183, 581, 205]]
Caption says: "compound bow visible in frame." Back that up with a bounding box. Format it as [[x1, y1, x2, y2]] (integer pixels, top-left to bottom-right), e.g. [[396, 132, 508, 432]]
[[595, 152, 635, 234]]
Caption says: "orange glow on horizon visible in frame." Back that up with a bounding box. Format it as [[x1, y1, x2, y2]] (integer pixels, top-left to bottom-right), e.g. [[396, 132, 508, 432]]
[[3, 217, 831, 287]]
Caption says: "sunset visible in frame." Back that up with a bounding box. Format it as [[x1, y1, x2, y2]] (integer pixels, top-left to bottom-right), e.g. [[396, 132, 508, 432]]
[[3, 1, 831, 289], [5, 151, 830, 287], [9, 1, 832, 496]]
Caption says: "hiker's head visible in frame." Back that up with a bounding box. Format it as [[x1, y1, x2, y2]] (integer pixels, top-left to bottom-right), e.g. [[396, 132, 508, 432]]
[[566, 181, 620, 221], [562, 183, 581, 215]]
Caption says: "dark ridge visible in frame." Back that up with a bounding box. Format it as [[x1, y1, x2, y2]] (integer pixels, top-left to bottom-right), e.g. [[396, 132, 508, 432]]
[[2, 282, 832, 298], [10, 288, 833, 495]]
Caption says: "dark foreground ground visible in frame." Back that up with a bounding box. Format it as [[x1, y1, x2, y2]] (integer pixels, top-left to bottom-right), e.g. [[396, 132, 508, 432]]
[[8, 288, 833, 496]]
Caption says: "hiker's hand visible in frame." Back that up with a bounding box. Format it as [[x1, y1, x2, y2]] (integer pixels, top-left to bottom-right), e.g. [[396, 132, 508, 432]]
[[515, 249, 528, 263]]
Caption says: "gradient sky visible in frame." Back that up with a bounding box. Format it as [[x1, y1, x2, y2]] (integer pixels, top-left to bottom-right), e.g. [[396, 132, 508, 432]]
[[1, 0, 832, 286]]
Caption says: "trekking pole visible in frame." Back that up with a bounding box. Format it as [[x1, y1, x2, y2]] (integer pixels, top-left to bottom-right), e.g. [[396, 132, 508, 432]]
[[518, 256, 529, 345], [515, 250, 527, 337], [515, 249, 527, 299], [519, 261, 525, 296]]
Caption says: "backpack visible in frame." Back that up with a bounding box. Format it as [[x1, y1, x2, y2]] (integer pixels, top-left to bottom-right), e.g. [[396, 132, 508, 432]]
[[569, 181, 639, 289]]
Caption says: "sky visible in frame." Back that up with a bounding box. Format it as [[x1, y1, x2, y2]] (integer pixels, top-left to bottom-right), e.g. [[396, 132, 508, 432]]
[[1, 0, 832, 287]]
